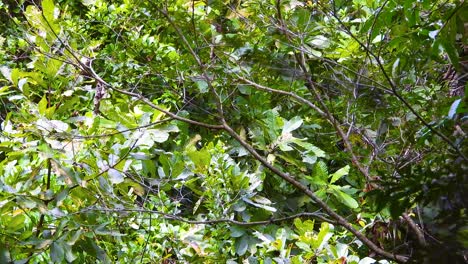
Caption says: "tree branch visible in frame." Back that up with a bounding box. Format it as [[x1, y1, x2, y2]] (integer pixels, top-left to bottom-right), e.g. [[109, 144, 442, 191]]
[[86, 60, 224, 130], [236, 76, 326, 116], [271, 3, 407, 262], [154, 3, 409, 261], [88, 207, 335, 226], [402, 213, 428, 248], [221, 119, 407, 262]]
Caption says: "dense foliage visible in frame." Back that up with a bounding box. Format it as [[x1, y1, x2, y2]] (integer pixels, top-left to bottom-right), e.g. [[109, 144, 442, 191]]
[[0, 0, 466, 263]]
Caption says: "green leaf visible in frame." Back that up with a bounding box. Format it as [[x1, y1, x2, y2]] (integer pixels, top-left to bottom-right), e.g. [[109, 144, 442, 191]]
[[392, 58, 400, 78], [36, 119, 69, 133], [251, 195, 272, 205], [329, 165, 350, 184], [195, 80, 209, 93], [42, 0, 55, 22], [295, 241, 311, 252], [302, 154, 317, 164], [282, 116, 303, 134], [98, 176, 112, 193], [82, 0, 97, 6], [35, 239, 53, 249], [312, 161, 328, 182], [243, 197, 277, 212], [0, 244, 11, 263], [329, 186, 358, 209], [313, 222, 330, 249], [148, 129, 170, 143], [108, 168, 124, 184], [230, 226, 246, 238], [91, 239, 111, 264], [187, 148, 211, 171], [293, 9, 311, 28], [95, 223, 126, 236], [55, 189, 69, 206], [0, 66, 12, 82], [235, 236, 249, 256], [291, 138, 326, 158], [137, 129, 170, 148], [308, 35, 330, 49], [294, 218, 315, 236], [24, 6, 45, 31], [6, 214, 25, 231], [309, 145, 326, 158], [359, 257, 378, 264], [45, 58, 62, 77], [38, 96, 48, 115], [64, 243, 77, 262], [50, 241, 65, 263], [67, 229, 82, 246], [1, 0, 462, 261]]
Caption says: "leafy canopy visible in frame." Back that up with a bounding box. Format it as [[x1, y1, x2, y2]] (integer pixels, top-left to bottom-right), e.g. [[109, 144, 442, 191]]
[[0, 0, 466, 263]]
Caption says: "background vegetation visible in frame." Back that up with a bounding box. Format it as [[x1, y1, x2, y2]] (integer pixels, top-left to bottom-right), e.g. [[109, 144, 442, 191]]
[[0, 0, 467, 263]]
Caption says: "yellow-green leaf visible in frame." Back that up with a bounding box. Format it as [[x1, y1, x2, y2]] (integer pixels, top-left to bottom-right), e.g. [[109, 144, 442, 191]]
[[38, 96, 48, 115]]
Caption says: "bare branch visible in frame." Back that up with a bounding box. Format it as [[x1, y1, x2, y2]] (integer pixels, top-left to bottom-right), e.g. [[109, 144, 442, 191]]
[[236, 76, 326, 116], [402, 213, 428, 248]]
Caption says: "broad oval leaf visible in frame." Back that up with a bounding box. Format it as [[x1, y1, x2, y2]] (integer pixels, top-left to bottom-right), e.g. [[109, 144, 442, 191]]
[[308, 35, 330, 49], [50, 241, 65, 263], [282, 116, 303, 134], [148, 129, 170, 143], [195, 80, 209, 93], [108, 168, 124, 184], [235, 236, 249, 256], [230, 226, 246, 238]]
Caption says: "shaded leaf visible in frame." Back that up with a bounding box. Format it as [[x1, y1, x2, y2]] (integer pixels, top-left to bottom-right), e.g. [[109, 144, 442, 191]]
[[330, 186, 358, 209], [195, 80, 209, 93], [235, 236, 249, 256], [50, 241, 64, 263]]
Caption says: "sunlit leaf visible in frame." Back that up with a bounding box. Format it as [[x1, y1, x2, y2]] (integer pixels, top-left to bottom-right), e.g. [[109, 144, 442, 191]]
[[243, 197, 277, 212], [308, 35, 330, 49], [282, 116, 303, 134], [108, 168, 124, 184], [6, 214, 25, 231], [38, 96, 48, 116], [42, 0, 56, 22], [329, 165, 350, 184]]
